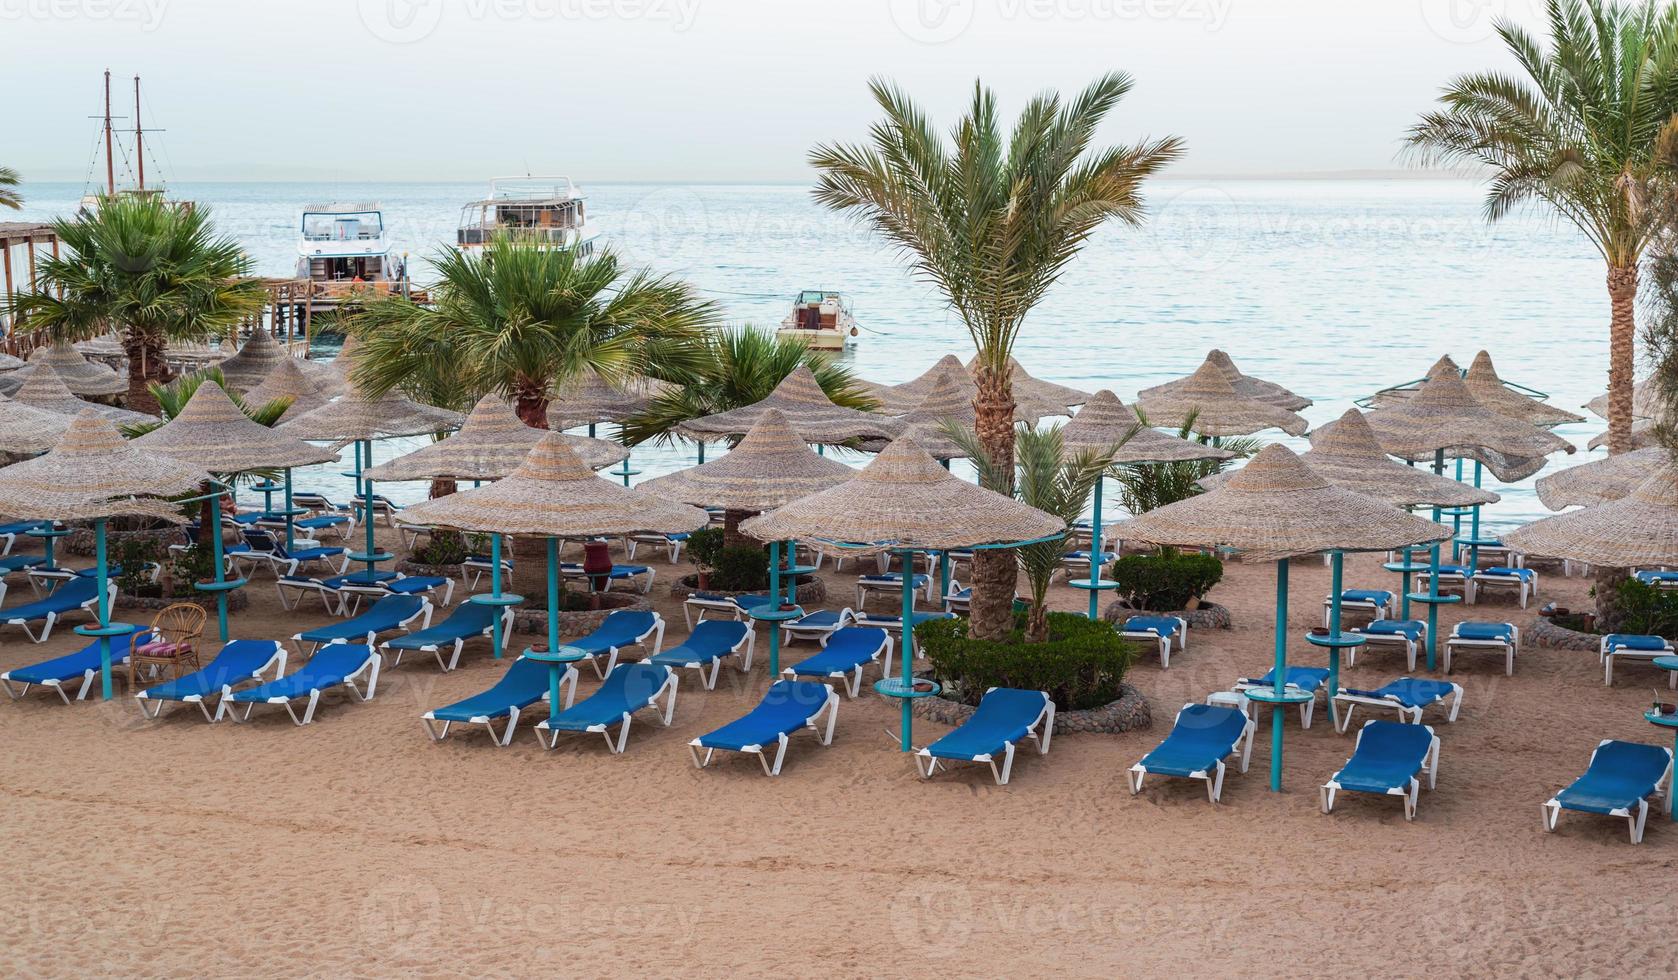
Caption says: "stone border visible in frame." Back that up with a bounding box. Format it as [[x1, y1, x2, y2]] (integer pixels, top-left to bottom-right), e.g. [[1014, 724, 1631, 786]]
[[1104, 600, 1231, 631], [396, 558, 463, 580], [670, 574, 828, 607], [912, 681, 1151, 734], [1531, 617, 1602, 652], [514, 593, 653, 639]]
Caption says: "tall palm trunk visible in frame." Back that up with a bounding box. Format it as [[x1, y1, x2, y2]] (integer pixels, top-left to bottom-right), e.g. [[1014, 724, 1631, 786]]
[[1596, 264, 1639, 628], [969, 364, 1018, 641], [722, 509, 753, 550], [512, 378, 550, 429], [123, 327, 170, 414]]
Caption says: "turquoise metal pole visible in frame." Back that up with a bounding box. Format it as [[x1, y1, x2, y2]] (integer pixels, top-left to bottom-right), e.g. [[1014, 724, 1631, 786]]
[[938, 551, 950, 605], [95, 518, 112, 700], [490, 534, 504, 659], [1270, 560, 1288, 791], [1086, 478, 1105, 620], [283, 467, 296, 552], [546, 536, 562, 720], [900, 547, 914, 753], [1451, 457, 1464, 561], [1426, 540, 1442, 670], [1469, 461, 1484, 568], [785, 539, 798, 607], [351, 437, 364, 500], [209, 488, 229, 643], [1328, 551, 1343, 708], [696, 441, 705, 464], [767, 540, 783, 674]]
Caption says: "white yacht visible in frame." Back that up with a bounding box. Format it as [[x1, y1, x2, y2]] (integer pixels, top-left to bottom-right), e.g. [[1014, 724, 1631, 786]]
[[457, 176, 600, 254], [777, 290, 858, 351], [294, 203, 398, 283]]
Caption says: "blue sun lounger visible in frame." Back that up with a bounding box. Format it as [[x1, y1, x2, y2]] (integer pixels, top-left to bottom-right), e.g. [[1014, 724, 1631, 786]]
[[856, 572, 931, 609], [1, 576, 106, 643], [291, 594, 430, 654], [1234, 666, 1332, 729], [780, 607, 854, 645], [681, 591, 773, 629], [381, 600, 513, 672], [915, 687, 1055, 785], [1635, 569, 1678, 591], [1543, 739, 1675, 844], [1119, 615, 1188, 668], [852, 610, 956, 658], [1323, 588, 1393, 626], [533, 662, 677, 753], [1320, 720, 1441, 821], [1350, 619, 1427, 670], [1443, 621, 1518, 674], [421, 656, 555, 746], [1471, 565, 1537, 608], [1601, 633, 1676, 685], [1129, 703, 1256, 803], [133, 640, 288, 721], [648, 620, 754, 689], [566, 610, 665, 678], [560, 562, 655, 594], [783, 626, 891, 698], [1331, 677, 1463, 733], [688, 679, 840, 776], [2, 629, 152, 704], [220, 644, 381, 725]]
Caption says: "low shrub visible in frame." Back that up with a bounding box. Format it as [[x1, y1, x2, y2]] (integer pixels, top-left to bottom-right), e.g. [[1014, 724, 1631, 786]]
[[1109, 550, 1223, 612], [1617, 578, 1678, 638], [411, 531, 479, 566], [711, 545, 769, 591], [114, 536, 166, 598], [686, 527, 726, 572], [918, 611, 1134, 711]]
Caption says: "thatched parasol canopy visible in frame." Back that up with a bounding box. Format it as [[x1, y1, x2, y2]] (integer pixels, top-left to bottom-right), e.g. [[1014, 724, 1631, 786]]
[[1205, 408, 1500, 508], [679, 366, 903, 444], [9, 363, 155, 426], [0, 341, 126, 397], [1113, 444, 1452, 563], [1063, 390, 1233, 464], [1134, 361, 1309, 437], [133, 380, 340, 472], [740, 437, 1063, 552], [1368, 355, 1461, 409], [1357, 371, 1574, 482], [548, 368, 651, 428], [1140, 350, 1310, 412], [244, 357, 334, 421], [399, 432, 708, 537], [364, 394, 625, 482], [0, 410, 205, 522], [640, 408, 856, 510], [1585, 377, 1658, 421], [873, 372, 990, 459], [964, 355, 1088, 414], [1504, 468, 1678, 567], [0, 393, 74, 454], [213, 328, 291, 393], [0, 352, 23, 371], [279, 389, 464, 449], [879, 355, 1057, 421], [1535, 446, 1666, 511], [1463, 351, 1584, 428], [1587, 418, 1658, 452]]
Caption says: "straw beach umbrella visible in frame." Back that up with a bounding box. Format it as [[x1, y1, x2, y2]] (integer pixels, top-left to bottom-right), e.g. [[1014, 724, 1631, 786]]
[[0, 410, 208, 699], [1357, 371, 1574, 483], [0, 341, 126, 397], [10, 363, 155, 426], [243, 357, 334, 422], [1140, 349, 1311, 412], [0, 394, 73, 454], [1535, 446, 1666, 511], [401, 434, 708, 716], [680, 366, 903, 445], [1463, 351, 1584, 428], [1587, 419, 1658, 452], [365, 394, 627, 483], [549, 367, 650, 430], [281, 389, 464, 582], [1585, 377, 1658, 421], [875, 355, 969, 414], [879, 356, 1058, 422], [213, 327, 297, 393], [1114, 445, 1450, 790], [963, 355, 1089, 415], [743, 437, 1064, 755], [1060, 390, 1234, 619], [1135, 360, 1309, 437], [1504, 468, 1678, 570]]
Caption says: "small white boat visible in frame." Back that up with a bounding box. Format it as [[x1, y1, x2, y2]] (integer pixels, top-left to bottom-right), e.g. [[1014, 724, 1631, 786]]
[[295, 203, 399, 284], [778, 290, 857, 351], [457, 176, 600, 254]]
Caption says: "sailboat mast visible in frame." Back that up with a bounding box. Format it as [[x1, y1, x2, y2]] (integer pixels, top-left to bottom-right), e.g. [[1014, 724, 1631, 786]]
[[134, 75, 144, 191], [102, 70, 116, 196]]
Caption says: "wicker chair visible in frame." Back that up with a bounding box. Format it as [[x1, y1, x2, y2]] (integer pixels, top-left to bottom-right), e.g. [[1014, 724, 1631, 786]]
[[128, 603, 208, 686]]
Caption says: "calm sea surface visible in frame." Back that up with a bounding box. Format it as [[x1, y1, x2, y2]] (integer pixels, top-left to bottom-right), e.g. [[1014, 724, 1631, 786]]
[[11, 179, 1615, 531]]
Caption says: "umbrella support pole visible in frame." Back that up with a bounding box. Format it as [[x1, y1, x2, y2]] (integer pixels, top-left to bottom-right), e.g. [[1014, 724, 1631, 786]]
[[468, 534, 523, 663], [1327, 551, 1342, 706], [938, 552, 950, 606], [283, 468, 295, 553], [96, 519, 112, 700], [1270, 560, 1287, 791], [899, 548, 914, 752], [768, 541, 783, 675], [1468, 462, 1484, 569]]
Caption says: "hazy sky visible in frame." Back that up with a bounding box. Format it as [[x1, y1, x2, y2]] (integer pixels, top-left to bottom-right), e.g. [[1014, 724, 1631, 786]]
[[3, 0, 1555, 182]]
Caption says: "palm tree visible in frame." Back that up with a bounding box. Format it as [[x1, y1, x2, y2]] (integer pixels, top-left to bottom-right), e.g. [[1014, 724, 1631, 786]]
[[344, 237, 720, 428], [810, 74, 1181, 640], [0, 166, 21, 210], [1407, 0, 1678, 455], [3, 194, 265, 412]]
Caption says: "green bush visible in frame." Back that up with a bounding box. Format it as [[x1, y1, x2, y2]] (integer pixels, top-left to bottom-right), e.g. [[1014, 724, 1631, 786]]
[[114, 536, 166, 597], [918, 611, 1134, 711], [1109, 550, 1223, 611], [686, 527, 725, 572], [1617, 578, 1678, 638], [412, 531, 472, 566], [167, 542, 217, 598], [711, 545, 769, 591]]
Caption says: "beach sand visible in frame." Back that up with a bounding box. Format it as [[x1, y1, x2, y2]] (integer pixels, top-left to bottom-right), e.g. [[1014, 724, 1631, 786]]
[[2, 528, 1673, 978]]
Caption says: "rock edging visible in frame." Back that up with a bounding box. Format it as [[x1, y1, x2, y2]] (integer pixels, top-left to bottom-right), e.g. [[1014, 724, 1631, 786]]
[[1104, 600, 1231, 631], [1531, 617, 1601, 652], [912, 682, 1151, 734]]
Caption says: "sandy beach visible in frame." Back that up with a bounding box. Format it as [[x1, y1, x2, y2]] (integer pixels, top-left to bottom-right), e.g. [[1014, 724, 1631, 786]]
[[2, 526, 1672, 979]]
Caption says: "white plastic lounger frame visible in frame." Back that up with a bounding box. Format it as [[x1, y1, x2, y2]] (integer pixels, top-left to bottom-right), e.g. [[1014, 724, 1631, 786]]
[[688, 685, 840, 777], [1542, 740, 1674, 845], [787, 632, 894, 698], [1602, 635, 1677, 686], [855, 574, 934, 610], [1348, 623, 1426, 671], [1119, 616, 1187, 669], [3, 649, 137, 704], [289, 599, 432, 656], [1127, 701, 1257, 804], [1443, 624, 1519, 675], [534, 671, 678, 754], [682, 593, 752, 630], [384, 607, 515, 673], [1320, 722, 1441, 821], [1472, 567, 1538, 608], [421, 682, 564, 748], [460, 554, 513, 591], [1231, 677, 1330, 729], [663, 630, 755, 690], [274, 576, 347, 615], [1331, 683, 1463, 734], [219, 648, 381, 726], [134, 643, 288, 722], [623, 532, 686, 565], [1321, 591, 1392, 628], [780, 607, 854, 645], [579, 614, 666, 680], [3, 581, 113, 643], [913, 690, 1056, 786]]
